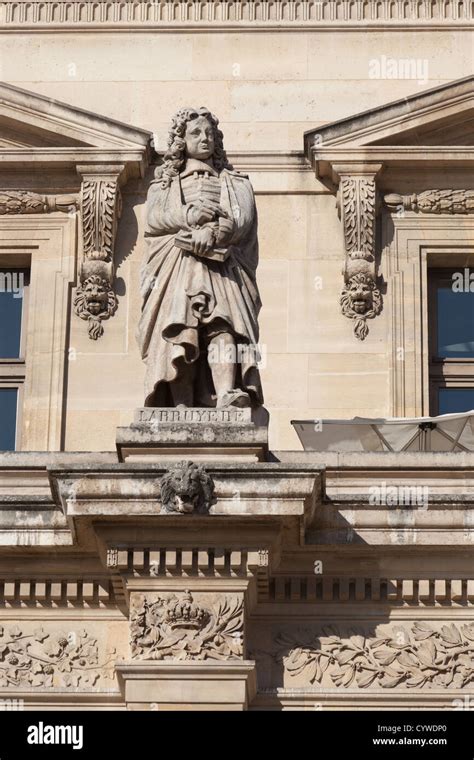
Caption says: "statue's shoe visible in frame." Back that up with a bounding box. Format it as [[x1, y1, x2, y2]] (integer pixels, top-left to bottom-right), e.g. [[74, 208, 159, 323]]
[[216, 390, 251, 408]]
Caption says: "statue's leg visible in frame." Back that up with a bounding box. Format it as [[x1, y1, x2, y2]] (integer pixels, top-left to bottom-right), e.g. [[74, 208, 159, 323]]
[[208, 332, 236, 398], [170, 358, 196, 407], [208, 332, 251, 408]]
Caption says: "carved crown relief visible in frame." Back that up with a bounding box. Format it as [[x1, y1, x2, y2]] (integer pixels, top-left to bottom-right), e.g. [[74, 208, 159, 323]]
[[130, 592, 244, 661]]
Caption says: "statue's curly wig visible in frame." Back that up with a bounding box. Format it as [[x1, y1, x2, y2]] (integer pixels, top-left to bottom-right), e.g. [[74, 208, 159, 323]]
[[157, 107, 233, 188]]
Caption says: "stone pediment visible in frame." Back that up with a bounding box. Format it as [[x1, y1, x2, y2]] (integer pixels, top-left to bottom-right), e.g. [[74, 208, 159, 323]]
[[0, 82, 153, 343], [305, 76, 474, 185], [0, 81, 151, 150], [304, 76, 474, 342], [0, 82, 152, 178]]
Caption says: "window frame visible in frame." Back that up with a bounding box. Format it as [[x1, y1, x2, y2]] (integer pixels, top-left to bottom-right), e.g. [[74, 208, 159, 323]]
[[0, 266, 29, 450]]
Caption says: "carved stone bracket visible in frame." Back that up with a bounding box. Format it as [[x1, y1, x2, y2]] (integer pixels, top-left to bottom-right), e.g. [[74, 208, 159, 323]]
[[385, 189, 474, 215], [335, 165, 383, 340], [74, 165, 124, 340]]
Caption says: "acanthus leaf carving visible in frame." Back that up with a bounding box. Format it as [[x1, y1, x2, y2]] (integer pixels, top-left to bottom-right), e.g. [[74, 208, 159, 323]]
[[130, 591, 244, 661], [74, 169, 123, 340]]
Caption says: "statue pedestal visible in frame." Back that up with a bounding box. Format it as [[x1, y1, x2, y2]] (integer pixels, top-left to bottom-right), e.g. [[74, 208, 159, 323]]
[[116, 407, 269, 462], [116, 660, 257, 711]]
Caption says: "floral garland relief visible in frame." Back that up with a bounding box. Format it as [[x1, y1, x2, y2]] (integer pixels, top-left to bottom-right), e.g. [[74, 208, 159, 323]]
[[273, 622, 474, 689], [0, 625, 116, 689]]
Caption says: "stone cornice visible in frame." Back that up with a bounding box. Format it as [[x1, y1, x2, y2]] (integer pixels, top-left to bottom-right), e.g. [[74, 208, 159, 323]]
[[0, 148, 148, 177], [0, 0, 472, 30]]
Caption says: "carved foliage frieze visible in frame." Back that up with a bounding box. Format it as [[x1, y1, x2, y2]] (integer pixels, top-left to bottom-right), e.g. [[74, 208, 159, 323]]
[[338, 175, 382, 340], [385, 190, 474, 215], [0, 625, 116, 689], [0, 191, 78, 215], [130, 591, 243, 661], [266, 622, 474, 690]]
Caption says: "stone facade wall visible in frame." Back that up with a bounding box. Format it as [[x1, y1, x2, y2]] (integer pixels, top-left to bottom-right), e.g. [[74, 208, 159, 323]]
[[1, 3, 472, 450]]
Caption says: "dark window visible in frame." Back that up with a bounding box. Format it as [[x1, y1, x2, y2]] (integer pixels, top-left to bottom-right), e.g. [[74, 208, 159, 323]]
[[438, 388, 474, 415], [437, 287, 474, 358], [429, 268, 474, 415], [0, 388, 18, 450], [0, 270, 24, 358], [0, 267, 28, 451]]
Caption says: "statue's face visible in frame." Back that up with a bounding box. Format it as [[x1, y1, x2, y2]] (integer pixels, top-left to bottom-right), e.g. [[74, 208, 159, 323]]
[[184, 116, 215, 161]]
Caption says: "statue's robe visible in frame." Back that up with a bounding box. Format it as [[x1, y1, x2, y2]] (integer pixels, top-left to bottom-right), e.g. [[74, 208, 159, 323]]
[[137, 159, 263, 407]]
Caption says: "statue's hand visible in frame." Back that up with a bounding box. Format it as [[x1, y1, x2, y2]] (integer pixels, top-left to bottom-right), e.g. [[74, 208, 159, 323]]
[[191, 226, 215, 256], [216, 215, 235, 245], [187, 201, 222, 227]]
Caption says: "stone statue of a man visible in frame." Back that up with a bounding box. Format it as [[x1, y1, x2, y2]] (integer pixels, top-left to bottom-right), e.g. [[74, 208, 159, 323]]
[[137, 107, 263, 409]]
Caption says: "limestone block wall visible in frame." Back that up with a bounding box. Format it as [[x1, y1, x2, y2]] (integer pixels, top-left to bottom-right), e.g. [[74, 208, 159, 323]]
[[0, 3, 472, 451]]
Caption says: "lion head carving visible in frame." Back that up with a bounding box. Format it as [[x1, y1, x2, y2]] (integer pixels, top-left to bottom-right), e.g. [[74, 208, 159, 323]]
[[160, 461, 216, 515], [340, 273, 382, 340], [74, 275, 117, 340]]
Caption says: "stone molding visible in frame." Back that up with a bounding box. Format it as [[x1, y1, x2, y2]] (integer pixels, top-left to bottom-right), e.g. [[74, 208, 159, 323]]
[[106, 546, 271, 577], [116, 660, 256, 710], [0, 216, 75, 451], [2, 571, 472, 607], [381, 217, 474, 417], [263, 577, 474, 605], [0, 579, 115, 606], [1, 0, 472, 28]]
